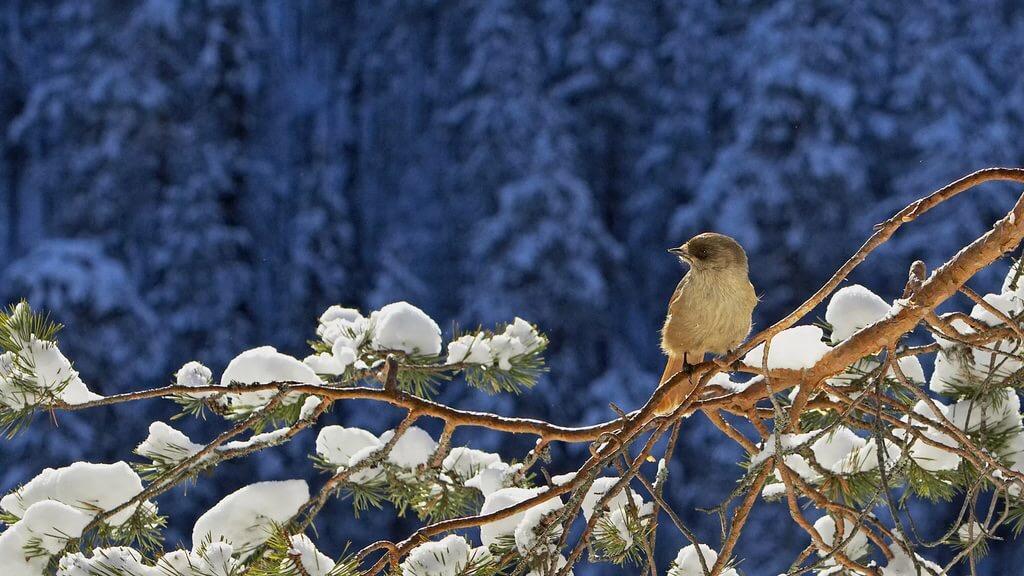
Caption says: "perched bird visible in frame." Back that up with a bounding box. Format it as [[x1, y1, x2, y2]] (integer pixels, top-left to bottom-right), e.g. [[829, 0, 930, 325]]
[[655, 232, 757, 415]]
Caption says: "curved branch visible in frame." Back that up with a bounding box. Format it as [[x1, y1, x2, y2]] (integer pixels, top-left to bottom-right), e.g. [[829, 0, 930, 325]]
[[57, 382, 624, 442]]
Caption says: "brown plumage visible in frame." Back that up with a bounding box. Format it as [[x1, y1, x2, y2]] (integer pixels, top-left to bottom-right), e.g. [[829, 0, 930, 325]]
[[655, 232, 757, 415]]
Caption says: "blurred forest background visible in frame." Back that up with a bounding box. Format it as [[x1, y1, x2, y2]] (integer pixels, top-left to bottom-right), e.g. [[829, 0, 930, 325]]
[[2, 1, 1024, 574]]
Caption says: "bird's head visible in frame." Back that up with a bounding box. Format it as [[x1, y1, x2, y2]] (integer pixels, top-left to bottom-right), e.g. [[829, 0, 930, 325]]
[[669, 232, 749, 272]]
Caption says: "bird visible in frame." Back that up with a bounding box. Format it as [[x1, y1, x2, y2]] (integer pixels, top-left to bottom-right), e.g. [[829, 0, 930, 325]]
[[655, 232, 757, 415]]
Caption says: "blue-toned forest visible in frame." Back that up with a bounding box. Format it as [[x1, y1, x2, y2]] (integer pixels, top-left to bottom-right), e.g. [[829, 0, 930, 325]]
[[2, 1, 1024, 574]]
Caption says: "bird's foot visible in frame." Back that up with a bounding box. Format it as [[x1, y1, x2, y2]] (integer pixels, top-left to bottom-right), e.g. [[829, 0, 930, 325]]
[[713, 350, 743, 371]]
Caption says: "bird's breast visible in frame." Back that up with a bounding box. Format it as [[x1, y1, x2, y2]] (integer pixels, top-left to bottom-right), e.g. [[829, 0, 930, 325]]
[[661, 269, 756, 356]]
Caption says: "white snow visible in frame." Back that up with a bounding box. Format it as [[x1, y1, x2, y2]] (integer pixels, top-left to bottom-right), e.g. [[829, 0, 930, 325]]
[[191, 480, 309, 558], [478, 487, 561, 548], [929, 302, 1022, 394], [837, 437, 904, 475], [707, 371, 752, 393], [751, 432, 817, 467], [220, 346, 323, 409], [401, 534, 476, 576], [287, 534, 335, 576], [175, 361, 213, 391], [317, 307, 369, 348], [159, 542, 239, 576], [514, 499, 563, 555], [896, 400, 963, 472], [782, 453, 819, 483], [580, 477, 644, 522], [319, 305, 363, 326], [761, 483, 786, 499], [762, 427, 876, 479], [58, 546, 161, 576], [332, 343, 359, 369], [20, 500, 92, 552], [346, 444, 387, 483], [826, 285, 893, 343], [743, 326, 830, 370], [579, 478, 652, 547], [969, 292, 1023, 326], [929, 351, 968, 395], [503, 318, 543, 354], [442, 447, 503, 478], [891, 356, 926, 384], [493, 319, 545, 370], [381, 426, 437, 469], [1003, 261, 1024, 298], [957, 521, 986, 544], [0, 337, 102, 408], [138, 421, 294, 462], [220, 427, 291, 451], [828, 356, 925, 390], [1, 461, 144, 526], [880, 547, 942, 576], [551, 472, 578, 486], [488, 334, 529, 371], [908, 429, 961, 472], [303, 351, 349, 376], [948, 388, 1022, 433], [465, 461, 521, 496], [299, 395, 322, 419], [1, 500, 93, 576], [669, 543, 738, 576], [1002, 428, 1024, 474], [603, 503, 653, 548], [445, 318, 543, 369], [972, 339, 1024, 379], [526, 555, 574, 576], [446, 333, 494, 365], [371, 302, 442, 356], [313, 306, 369, 375], [315, 425, 382, 472], [813, 515, 869, 559], [930, 316, 975, 349], [136, 421, 203, 463], [809, 427, 866, 475]]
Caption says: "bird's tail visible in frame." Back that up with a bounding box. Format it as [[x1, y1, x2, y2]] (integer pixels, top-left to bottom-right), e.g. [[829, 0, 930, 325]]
[[654, 353, 699, 416], [659, 355, 684, 386]]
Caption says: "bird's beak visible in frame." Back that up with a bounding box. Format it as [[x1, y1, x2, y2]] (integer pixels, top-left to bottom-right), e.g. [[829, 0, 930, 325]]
[[668, 246, 690, 261]]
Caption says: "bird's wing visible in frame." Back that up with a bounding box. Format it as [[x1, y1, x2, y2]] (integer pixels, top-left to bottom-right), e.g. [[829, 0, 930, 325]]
[[666, 276, 689, 315]]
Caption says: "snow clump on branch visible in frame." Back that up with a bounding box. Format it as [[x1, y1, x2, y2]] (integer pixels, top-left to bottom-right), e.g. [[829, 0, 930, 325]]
[[813, 514, 870, 560], [218, 346, 323, 410], [446, 317, 544, 370], [58, 547, 161, 576], [191, 480, 309, 559], [1, 461, 144, 525], [135, 421, 204, 463], [0, 335, 102, 408], [1, 500, 93, 576], [478, 486, 562, 548], [825, 284, 893, 344], [668, 543, 738, 576], [401, 534, 490, 576], [743, 325, 830, 370], [0, 462, 147, 575], [372, 302, 443, 356], [287, 534, 336, 576], [56, 542, 255, 576]]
